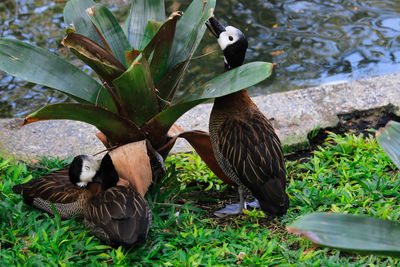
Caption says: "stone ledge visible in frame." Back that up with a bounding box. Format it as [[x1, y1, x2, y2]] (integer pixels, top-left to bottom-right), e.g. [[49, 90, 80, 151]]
[[2, 72, 400, 162]]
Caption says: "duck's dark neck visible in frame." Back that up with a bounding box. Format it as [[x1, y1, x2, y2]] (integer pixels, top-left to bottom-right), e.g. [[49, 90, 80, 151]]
[[86, 182, 102, 196], [214, 89, 254, 110], [213, 64, 255, 110]]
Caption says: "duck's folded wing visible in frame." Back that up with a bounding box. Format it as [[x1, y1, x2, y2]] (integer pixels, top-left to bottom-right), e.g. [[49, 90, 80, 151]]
[[12, 169, 87, 218], [217, 113, 288, 214], [12, 169, 85, 204], [85, 186, 151, 247]]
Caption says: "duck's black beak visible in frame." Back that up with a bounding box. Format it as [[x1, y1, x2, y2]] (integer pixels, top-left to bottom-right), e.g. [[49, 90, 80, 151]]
[[206, 16, 226, 38]]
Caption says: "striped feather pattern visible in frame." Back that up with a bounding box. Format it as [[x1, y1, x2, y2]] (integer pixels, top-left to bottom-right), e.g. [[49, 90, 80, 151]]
[[12, 169, 88, 218], [210, 90, 289, 216], [84, 186, 151, 247]]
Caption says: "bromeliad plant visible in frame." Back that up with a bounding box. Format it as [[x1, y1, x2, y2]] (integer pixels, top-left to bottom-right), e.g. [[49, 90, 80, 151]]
[[0, 0, 272, 164]]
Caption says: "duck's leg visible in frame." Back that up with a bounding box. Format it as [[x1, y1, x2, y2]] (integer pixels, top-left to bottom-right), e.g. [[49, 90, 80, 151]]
[[214, 186, 247, 217]]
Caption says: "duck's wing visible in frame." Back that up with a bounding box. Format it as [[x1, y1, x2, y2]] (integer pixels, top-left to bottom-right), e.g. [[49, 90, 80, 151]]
[[12, 169, 85, 204], [12, 169, 87, 218], [85, 186, 151, 247], [217, 111, 289, 216]]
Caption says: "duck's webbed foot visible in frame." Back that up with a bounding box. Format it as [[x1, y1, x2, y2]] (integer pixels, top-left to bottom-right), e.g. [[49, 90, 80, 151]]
[[214, 186, 247, 218], [247, 199, 260, 209], [214, 203, 246, 217]]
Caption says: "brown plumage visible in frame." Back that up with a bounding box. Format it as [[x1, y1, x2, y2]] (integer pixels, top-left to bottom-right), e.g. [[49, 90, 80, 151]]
[[75, 153, 152, 248], [12, 165, 97, 219], [210, 90, 289, 216], [13, 151, 152, 248], [84, 185, 151, 247], [206, 17, 289, 216]]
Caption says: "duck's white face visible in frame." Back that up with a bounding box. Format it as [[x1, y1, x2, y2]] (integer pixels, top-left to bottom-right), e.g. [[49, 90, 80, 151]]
[[217, 26, 244, 51], [76, 156, 99, 187]]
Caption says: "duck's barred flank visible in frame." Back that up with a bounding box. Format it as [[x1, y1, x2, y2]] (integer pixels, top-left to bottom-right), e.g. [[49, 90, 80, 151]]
[[33, 197, 86, 219]]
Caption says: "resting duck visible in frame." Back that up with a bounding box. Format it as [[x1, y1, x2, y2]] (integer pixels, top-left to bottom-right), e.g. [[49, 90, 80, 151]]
[[72, 153, 152, 248], [206, 17, 289, 217], [12, 155, 100, 219], [13, 152, 152, 247]]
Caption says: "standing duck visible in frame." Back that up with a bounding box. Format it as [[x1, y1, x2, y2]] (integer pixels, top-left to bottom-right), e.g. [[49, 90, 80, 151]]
[[206, 17, 289, 217]]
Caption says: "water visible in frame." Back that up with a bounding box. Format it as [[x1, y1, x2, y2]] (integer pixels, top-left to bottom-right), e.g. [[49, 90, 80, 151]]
[[1, 0, 400, 117]]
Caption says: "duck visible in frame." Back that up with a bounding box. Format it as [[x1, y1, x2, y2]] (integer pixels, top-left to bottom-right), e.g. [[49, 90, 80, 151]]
[[13, 153, 152, 247], [205, 17, 289, 217], [12, 155, 100, 219], [72, 153, 152, 248]]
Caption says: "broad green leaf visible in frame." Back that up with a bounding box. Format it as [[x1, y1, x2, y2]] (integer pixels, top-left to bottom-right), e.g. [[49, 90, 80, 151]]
[[0, 38, 116, 112], [123, 0, 165, 50], [376, 121, 400, 169], [178, 62, 273, 103], [86, 4, 131, 66], [112, 56, 158, 126], [155, 60, 188, 108], [167, 0, 215, 70], [62, 33, 125, 85], [148, 62, 273, 133], [139, 20, 162, 50], [161, 0, 215, 104], [287, 212, 400, 258], [147, 99, 204, 133], [143, 12, 182, 87], [23, 104, 143, 145], [63, 0, 103, 48]]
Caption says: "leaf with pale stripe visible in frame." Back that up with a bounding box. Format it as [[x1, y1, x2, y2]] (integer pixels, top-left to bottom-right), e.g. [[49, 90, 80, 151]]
[[376, 120, 400, 169], [148, 62, 273, 134], [63, 0, 103, 48], [287, 212, 400, 258], [123, 0, 165, 50], [0, 38, 115, 111], [23, 103, 143, 145], [87, 4, 131, 67], [167, 0, 215, 70]]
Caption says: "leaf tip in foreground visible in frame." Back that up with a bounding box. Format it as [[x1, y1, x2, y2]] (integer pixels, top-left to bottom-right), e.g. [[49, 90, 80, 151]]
[[96, 131, 110, 148], [375, 120, 393, 138], [22, 116, 40, 126], [66, 28, 76, 35], [286, 226, 323, 244], [86, 6, 95, 17], [168, 11, 183, 20]]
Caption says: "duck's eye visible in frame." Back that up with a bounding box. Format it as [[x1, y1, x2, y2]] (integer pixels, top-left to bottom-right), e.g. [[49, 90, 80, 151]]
[[85, 166, 90, 171], [229, 36, 233, 41]]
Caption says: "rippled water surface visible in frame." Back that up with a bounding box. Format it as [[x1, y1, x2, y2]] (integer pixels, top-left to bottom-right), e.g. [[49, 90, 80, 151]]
[[1, 0, 400, 117]]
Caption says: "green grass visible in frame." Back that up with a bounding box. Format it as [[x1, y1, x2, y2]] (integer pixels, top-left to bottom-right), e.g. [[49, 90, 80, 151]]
[[1, 132, 400, 266]]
